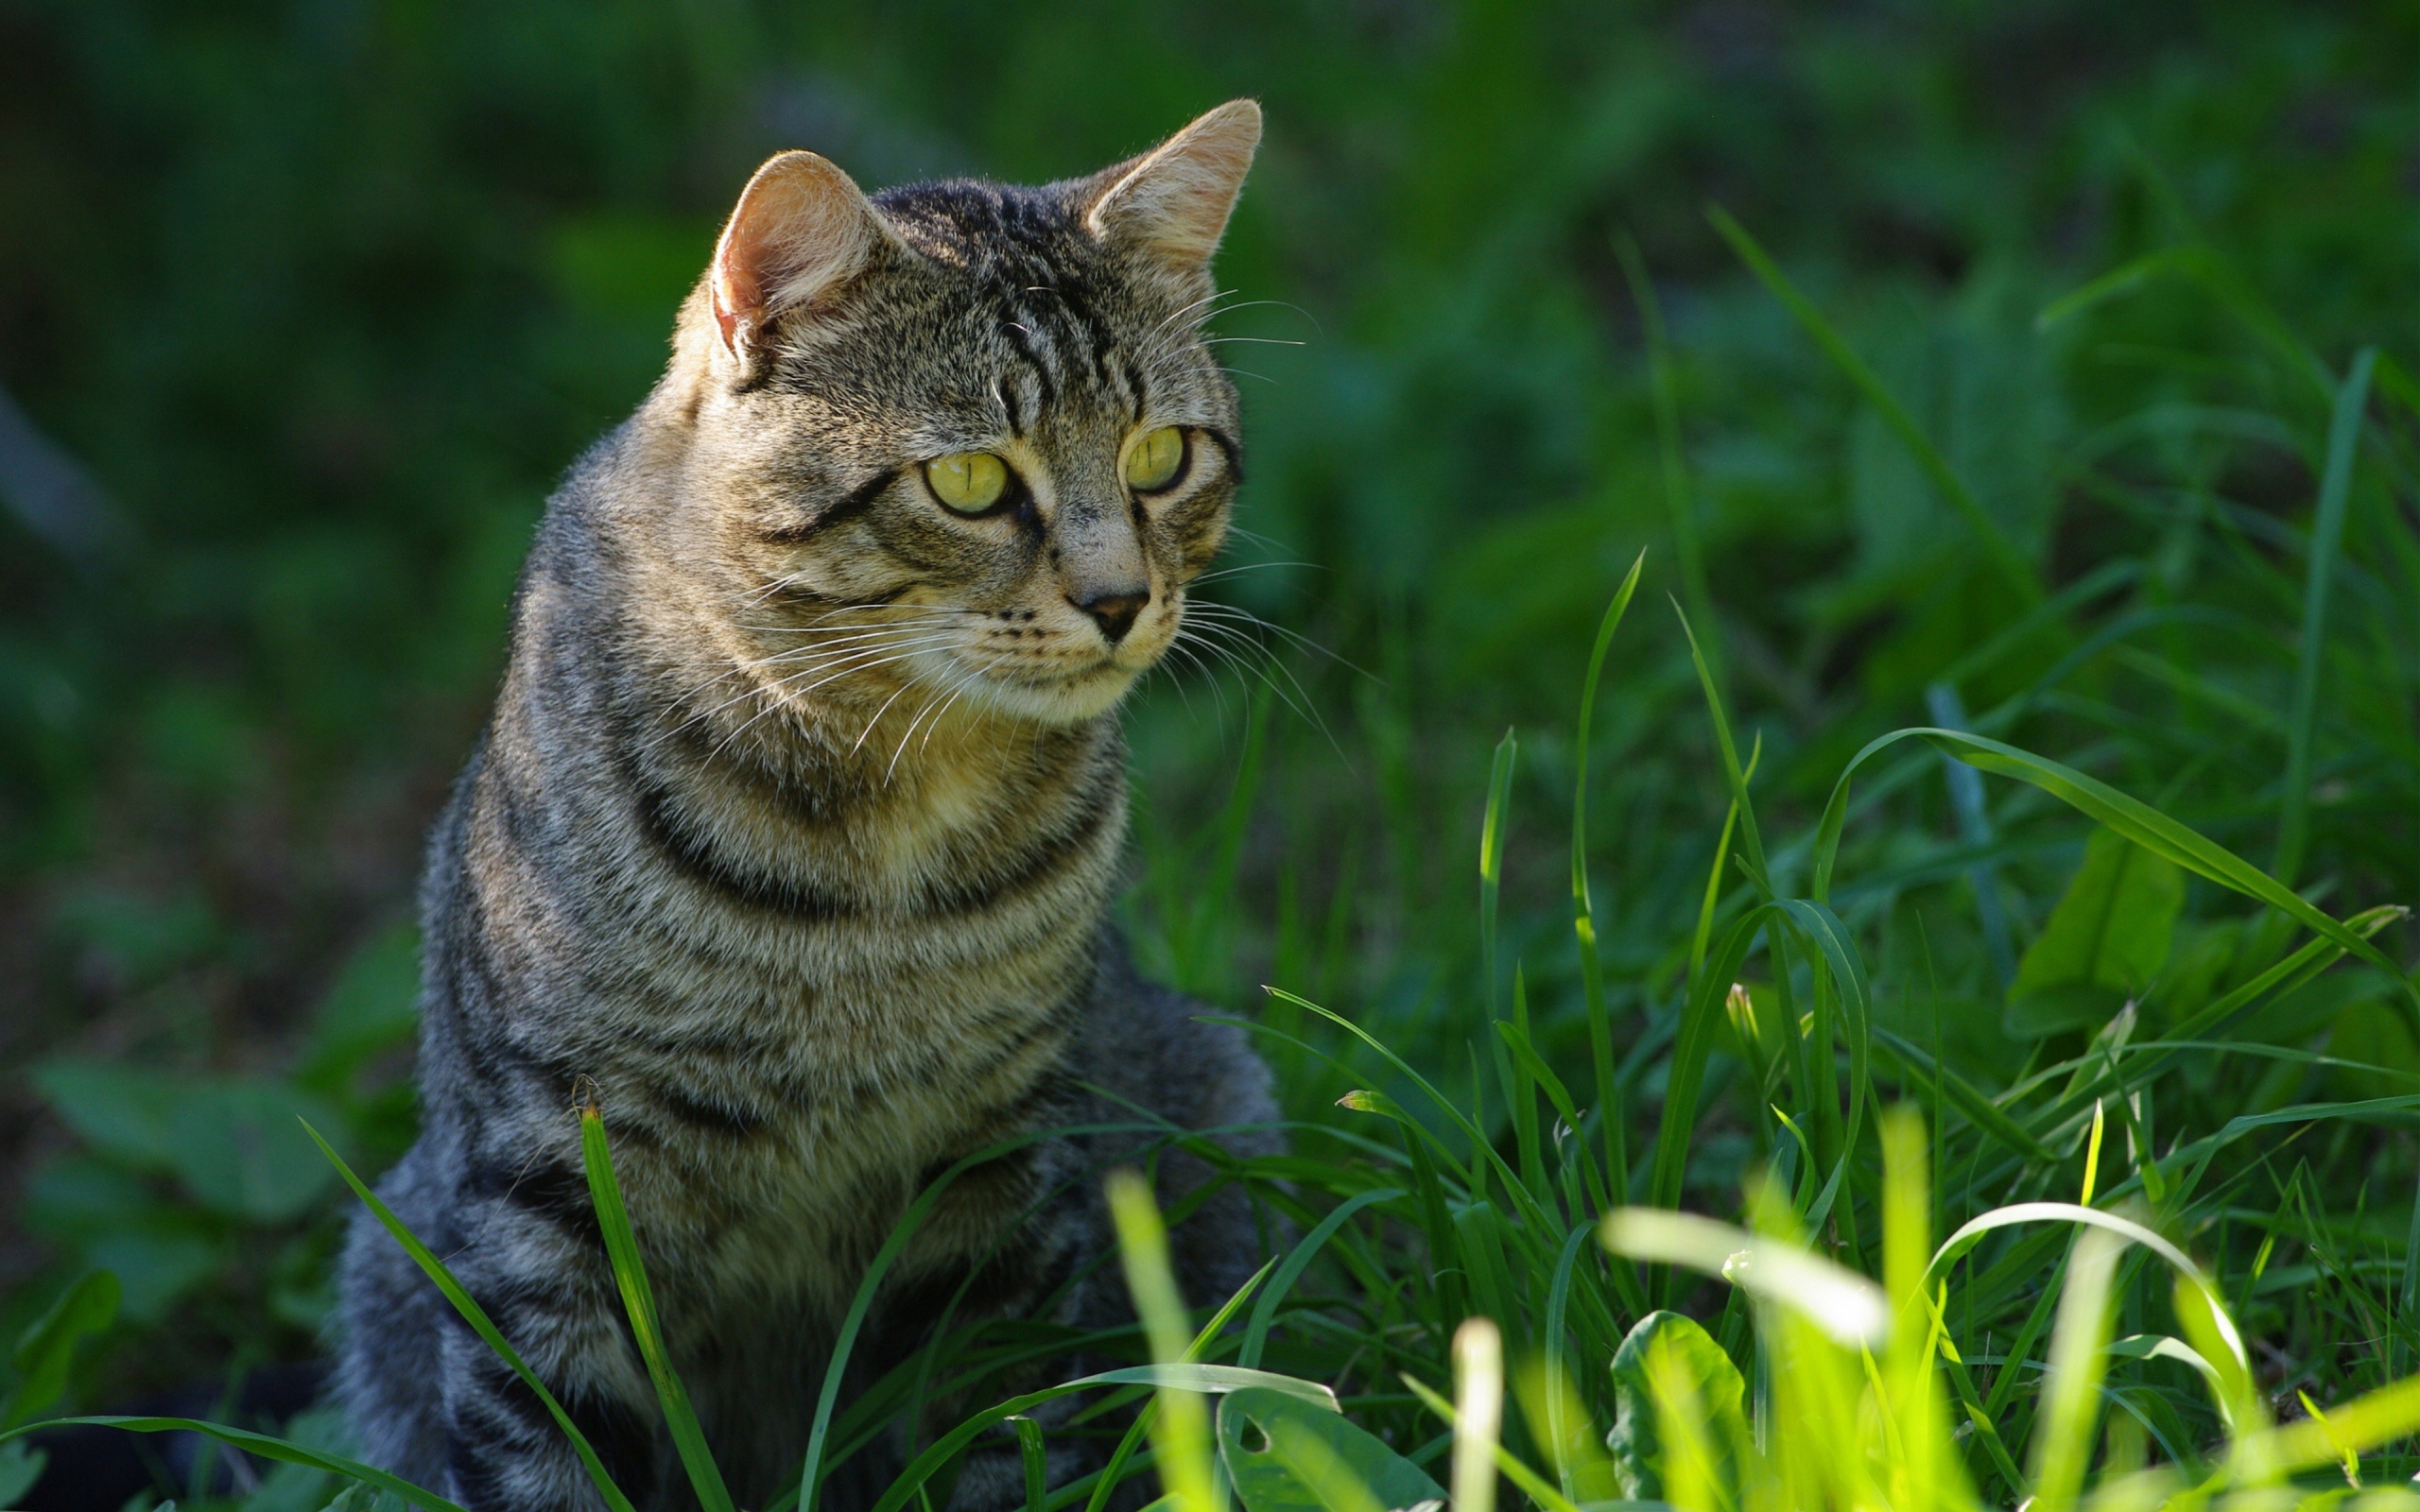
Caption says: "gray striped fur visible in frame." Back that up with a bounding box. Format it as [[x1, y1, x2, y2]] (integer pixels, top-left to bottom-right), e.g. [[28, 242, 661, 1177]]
[[336, 103, 1277, 1511]]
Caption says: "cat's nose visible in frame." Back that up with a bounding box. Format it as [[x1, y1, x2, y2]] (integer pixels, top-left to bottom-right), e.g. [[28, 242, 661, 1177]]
[[1075, 588, 1150, 645]]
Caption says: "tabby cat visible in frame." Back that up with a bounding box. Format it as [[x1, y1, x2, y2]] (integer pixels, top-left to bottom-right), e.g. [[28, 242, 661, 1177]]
[[336, 101, 1278, 1512]]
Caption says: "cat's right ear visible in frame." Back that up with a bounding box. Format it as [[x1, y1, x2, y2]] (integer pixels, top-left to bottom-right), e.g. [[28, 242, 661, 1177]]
[[709, 151, 889, 376]]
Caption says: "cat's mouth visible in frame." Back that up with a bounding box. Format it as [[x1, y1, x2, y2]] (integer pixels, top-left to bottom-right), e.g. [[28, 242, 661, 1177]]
[[946, 642, 1157, 726]]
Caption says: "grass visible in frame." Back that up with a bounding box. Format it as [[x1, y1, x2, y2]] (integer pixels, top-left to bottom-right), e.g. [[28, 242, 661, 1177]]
[[7, 221, 2417, 1507], [2, 5, 2416, 1508]]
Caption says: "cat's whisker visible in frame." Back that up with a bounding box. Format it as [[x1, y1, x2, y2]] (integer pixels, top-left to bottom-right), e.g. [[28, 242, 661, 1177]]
[[1182, 560, 1321, 586], [847, 669, 931, 759], [1150, 637, 1218, 722], [675, 637, 958, 759], [1165, 628, 1244, 724], [747, 612, 964, 628], [1174, 615, 1334, 747], [881, 661, 978, 782], [891, 661, 994, 781], [1135, 285, 1239, 350], [752, 626, 967, 660], [1184, 599, 1364, 675], [1220, 524, 1292, 554], [707, 642, 948, 764], [666, 632, 961, 736]]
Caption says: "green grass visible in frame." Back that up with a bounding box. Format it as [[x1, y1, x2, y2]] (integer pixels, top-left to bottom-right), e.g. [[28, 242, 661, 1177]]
[[9, 226, 2419, 1506], [2, 3, 2416, 1508]]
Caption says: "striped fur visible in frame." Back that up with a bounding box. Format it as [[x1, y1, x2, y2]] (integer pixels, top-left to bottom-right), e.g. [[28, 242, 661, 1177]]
[[336, 104, 1277, 1511]]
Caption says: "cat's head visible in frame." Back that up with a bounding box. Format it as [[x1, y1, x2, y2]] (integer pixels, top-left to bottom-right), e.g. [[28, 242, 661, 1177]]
[[662, 101, 1259, 733]]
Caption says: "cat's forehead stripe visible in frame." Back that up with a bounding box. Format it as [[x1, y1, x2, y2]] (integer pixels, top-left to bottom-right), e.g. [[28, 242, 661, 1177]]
[[867, 176, 1180, 429]]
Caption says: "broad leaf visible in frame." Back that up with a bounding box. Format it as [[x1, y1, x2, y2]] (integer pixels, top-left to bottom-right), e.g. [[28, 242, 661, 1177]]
[[1220, 1386, 1442, 1512], [1606, 1312, 1748, 1503], [168, 1080, 345, 1221], [35, 1061, 343, 1221], [2006, 828, 2183, 1036], [0, 1442, 46, 1505], [5, 1269, 120, 1428]]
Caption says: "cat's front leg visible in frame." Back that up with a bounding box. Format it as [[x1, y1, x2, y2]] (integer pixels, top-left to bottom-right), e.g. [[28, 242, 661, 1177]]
[[433, 1196, 666, 1509]]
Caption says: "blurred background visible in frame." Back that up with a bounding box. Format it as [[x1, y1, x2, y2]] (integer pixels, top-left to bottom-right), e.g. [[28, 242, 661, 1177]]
[[0, 0, 2412, 1453]]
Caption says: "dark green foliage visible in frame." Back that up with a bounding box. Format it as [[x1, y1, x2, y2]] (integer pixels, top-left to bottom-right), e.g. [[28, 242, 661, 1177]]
[[1, 1, 2414, 1504]]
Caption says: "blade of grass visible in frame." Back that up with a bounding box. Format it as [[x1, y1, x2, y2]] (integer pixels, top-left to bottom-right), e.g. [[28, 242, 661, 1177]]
[[1573, 551, 1647, 1216], [2273, 346, 2377, 891], [1709, 204, 2043, 605], [1507, 967, 1547, 1197], [1239, 1188, 1404, 1370], [1402, 1371, 1581, 1512], [1676, 603, 1771, 896], [1807, 727, 2416, 1012], [1012, 1416, 1048, 1512], [861, 1366, 1335, 1512], [1924, 681, 2015, 991], [1451, 1319, 1503, 1512], [578, 1095, 735, 1512], [302, 1120, 641, 1512], [1687, 737, 1758, 988], [2028, 1228, 2123, 1512], [1601, 1208, 1890, 1348], [0, 1417, 468, 1512], [1109, 1168, 1220, 1512], [1092, 1258, 1278, 1512], [1480, 727, 1517, 1019], [794, 1121, 1170, 1512], [1868, 1030, 2056, 1163], [1615, 234, 1719, 693]]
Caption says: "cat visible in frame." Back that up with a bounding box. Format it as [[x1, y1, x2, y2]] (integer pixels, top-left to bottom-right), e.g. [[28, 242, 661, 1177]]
[[335, 100, 1279, 1512]]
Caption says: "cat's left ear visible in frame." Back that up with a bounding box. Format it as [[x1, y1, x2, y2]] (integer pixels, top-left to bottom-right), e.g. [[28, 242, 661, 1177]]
[[710, 150, 892, 371], [1084, 100, 1261, 268]]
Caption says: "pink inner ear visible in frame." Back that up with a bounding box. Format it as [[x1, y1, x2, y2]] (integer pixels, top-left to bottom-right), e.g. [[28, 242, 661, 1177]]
[[712, 211, 773, 352], [711, 264, 751, 351], [708, 152, 878, 355]]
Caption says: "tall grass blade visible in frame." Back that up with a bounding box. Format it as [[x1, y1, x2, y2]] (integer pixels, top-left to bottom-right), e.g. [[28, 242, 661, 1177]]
[[1708, 204, 2043, 605], [1451, 1318, 1502, 1512], [302, 1120, 641, 1512], [1674, 603, 1771, 895], [1098, 1261, 1283, 1512], [1810, 728, 2416, 1008], [2273, 345, 2377, 890], [1923, 681, 2014, 990], [1109, 1168, 1221, 1512], [3, 1269, 117, 1430], [1480, 727, 1517, 1018], [1238, 1187, 1403, 1370], [1615, 234, 1720, 693], [1011, 1415, 1048, 1512], [1404, 1366, 1581, 1512], [1686, 739, 1754, 988], [795, 1122, 1157, 1512], [1602, 1209, 1889, 1348], [2027, 1228, 2122, 1512], [1573, 551, 1647, 1211], [0, 1416, 469, 1512], [577, 1095, 735, 1512]]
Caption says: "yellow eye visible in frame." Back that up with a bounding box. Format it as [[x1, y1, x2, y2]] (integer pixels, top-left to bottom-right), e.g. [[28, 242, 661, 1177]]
[[924, 452, 1010, 513], [1124, 426, 1186, 492]]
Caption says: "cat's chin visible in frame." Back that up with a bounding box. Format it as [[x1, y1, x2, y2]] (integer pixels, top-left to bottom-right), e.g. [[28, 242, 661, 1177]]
[[964, 662, 1144, 727]]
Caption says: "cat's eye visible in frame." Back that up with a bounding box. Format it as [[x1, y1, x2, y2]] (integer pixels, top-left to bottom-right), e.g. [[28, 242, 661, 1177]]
[[1124, 426, 1187, 492], [924, 452, 1010, 514]]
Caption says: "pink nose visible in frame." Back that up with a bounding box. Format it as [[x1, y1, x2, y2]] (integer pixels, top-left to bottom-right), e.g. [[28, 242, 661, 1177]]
[[1075, 589, 1149, 644]]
